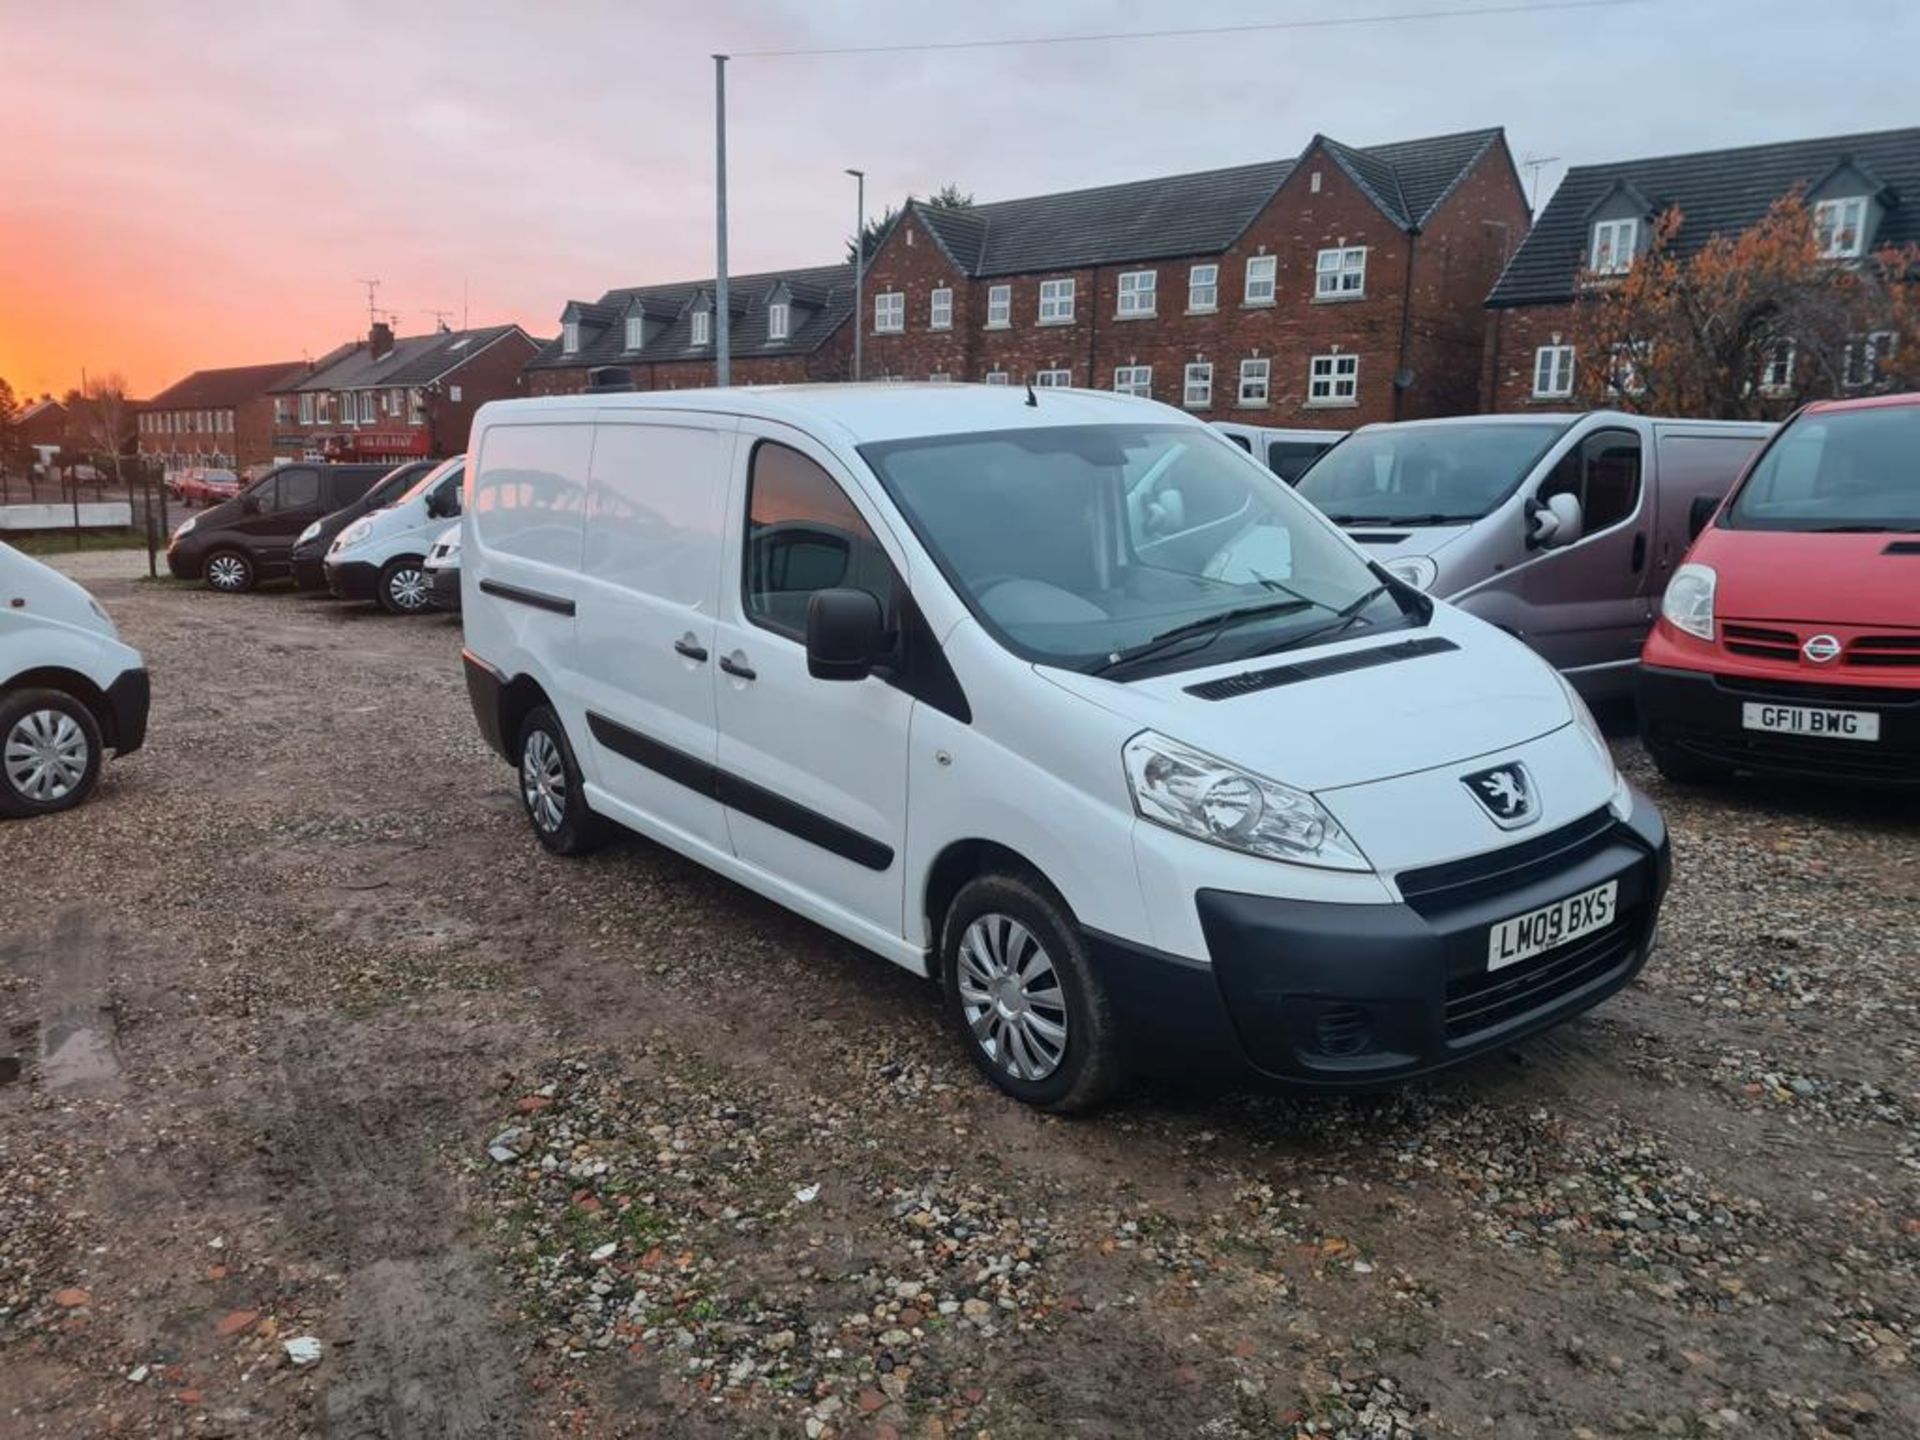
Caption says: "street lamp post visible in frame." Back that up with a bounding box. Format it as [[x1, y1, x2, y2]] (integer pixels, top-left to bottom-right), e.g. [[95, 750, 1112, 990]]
[[846, 168, 865, 383], [713, 54, 731, 387]]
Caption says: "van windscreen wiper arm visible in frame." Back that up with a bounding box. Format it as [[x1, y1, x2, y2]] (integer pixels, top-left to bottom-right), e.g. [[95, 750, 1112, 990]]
[[1252, 583, 1390, 656], [1323, 512, 1477, 526], [1090, 599, 1314, 677]]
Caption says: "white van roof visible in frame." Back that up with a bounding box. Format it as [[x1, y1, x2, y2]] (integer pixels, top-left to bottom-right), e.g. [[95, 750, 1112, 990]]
[[472, 383, 1204, 446], [1345, 410, 1773, 436]]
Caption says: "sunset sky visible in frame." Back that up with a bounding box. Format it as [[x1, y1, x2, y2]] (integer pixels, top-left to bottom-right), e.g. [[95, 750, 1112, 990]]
[[2, 0, 1911, 400]]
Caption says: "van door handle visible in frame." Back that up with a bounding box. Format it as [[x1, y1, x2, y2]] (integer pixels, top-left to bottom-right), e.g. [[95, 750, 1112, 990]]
[[718, 652, 756, 681], [673, 635, 709, 663], [1631, 533, 1647, 573]]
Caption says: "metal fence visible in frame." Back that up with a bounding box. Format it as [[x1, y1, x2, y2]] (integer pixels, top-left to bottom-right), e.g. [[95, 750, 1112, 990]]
[[0, 461, 184, 575]]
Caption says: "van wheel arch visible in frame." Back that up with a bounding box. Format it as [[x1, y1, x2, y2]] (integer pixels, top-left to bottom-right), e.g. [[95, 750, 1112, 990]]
[[2, 669, 117, 750], [496, 674, 556, 768], [924, 839, 1064, 955]]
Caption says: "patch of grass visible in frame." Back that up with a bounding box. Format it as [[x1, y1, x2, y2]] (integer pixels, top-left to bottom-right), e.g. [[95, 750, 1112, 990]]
[[1, 528, 157, 557]]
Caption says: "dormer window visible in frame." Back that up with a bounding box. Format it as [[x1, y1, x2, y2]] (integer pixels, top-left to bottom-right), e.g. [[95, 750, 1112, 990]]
[[1590, 218, 1638, 275], [562, 319, 581, 354], [624, 312, 645, 350], [1814, 197, 1869, 259], [767, 300, 790, 341], [691, 309, 711, 346]]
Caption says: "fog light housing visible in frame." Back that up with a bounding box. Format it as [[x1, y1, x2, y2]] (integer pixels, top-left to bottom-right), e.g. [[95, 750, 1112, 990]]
[[1312, 1003, 1376, 1058]]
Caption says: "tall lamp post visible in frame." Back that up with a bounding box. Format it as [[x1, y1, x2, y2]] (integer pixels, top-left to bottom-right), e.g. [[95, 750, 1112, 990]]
[[713, 53, 731, 387], [846, 168, 865, 382]]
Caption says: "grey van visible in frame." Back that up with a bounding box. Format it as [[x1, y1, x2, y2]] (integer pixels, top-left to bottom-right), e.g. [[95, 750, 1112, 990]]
[[1295, 412, 1773, 699]]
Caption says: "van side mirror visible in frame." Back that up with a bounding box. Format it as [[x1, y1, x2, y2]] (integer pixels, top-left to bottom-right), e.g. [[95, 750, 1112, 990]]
[[426, 486, 458, 519], [1528, 492, 1583, 549], [806, 588, 885, 681], [1688, 493, 1719, 540], [240, 494, 260, 515]]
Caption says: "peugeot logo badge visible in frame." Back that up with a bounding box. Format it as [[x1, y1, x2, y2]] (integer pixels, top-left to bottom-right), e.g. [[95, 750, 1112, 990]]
[[1803, 633, 1842, 664], [1462, 762, 1539, 830]]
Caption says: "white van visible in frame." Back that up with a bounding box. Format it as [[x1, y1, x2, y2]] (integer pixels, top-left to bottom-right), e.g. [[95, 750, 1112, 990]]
[[461, 386, 1670, 1110], [322, 454, 466, 613], [0, 542, 150, 818], [1211, 423, 1346, 484]]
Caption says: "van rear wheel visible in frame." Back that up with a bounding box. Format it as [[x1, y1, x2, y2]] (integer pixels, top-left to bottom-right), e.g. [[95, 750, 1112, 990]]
[[377, 556, 431, 614], [941, 872, 1123, 1113], [517, 706, 607, 855], [0, 689, 104, 819]]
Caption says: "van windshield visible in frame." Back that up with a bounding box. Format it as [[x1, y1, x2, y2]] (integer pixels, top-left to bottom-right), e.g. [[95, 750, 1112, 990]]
[[1725, 406, 1920, 532], [1296, 421, 1570, 524], [860, 424, 1415, 678], [400, 455, 465, 505]]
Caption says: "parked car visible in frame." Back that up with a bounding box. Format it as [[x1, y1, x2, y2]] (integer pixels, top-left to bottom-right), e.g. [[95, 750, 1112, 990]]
[[289, 459, 439, 591], [166, 463, 395, 593], [0, 540, 150, 818], [460, 386, 1669, 1111], [1211, 423, 1345, 484], [424, 523, 461, 612], [173, 468, 240, 505], [1639, 392, 1919, 785], [324, 455, 466, 613], [1295, 412, 1773, 699]]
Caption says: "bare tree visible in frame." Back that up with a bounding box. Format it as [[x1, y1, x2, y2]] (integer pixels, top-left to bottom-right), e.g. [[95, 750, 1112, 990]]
[[71, 372, 136, 488]]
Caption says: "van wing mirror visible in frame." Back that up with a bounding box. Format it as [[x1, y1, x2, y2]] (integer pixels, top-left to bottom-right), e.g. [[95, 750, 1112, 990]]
[[806, 588, 885, 681], [1528, 492, 1583, 549], [239, 493, 261, 515], [1688, 493, 1719, 540]]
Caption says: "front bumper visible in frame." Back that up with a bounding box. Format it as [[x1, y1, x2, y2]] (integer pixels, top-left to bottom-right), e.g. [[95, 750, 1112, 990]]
[[325, 558, 381, 603], [104, 667, 151, 756], [428, 566, 461, 611], [1639, 663, 1920, 784], [1092, 792, 1669, 1090], [165, 545, 196, 580], [290, 550, 329, 591]]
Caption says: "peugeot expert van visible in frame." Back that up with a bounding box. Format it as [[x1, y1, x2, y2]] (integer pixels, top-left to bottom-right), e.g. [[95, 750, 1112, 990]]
[[323, 454, 466, 613], [1211, 424, 1346, 484], [167, 462, 395, 592], [289, 459, 439, 591], [1296, 413, 1773, 699], [1, 542, 150, 818], [461, 386, 1670, 1110], [1640, 392, 1920, 785]]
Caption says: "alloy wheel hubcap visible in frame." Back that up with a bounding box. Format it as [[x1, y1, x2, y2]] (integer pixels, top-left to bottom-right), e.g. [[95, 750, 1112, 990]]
[[957, 914, 1068, 1082], [209, 556, 247, 590], [522, 731, 566, 832], [4, 709, 90, 802], [390, 569, 428, 609]]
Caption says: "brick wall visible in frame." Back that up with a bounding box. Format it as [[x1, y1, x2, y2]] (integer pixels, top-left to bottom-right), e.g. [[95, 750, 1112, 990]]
[[425, 330, 540, 452], [1483, 302, 1580, 412], [137, 397, 280, 471], [859, 212, 977, 381]]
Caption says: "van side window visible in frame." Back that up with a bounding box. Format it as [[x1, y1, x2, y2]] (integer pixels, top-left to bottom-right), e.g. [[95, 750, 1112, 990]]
[[1266, 441, 1327, 484], [279, 468, 321, 512], [248, 475, 283, 512], [744, 441, 895, 639], [1540, 430, 1641, 534]]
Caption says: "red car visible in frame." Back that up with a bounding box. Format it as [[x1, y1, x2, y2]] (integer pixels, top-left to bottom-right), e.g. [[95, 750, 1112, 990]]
[[1638, 392, 1918, 785], [172, 468, 241, 505]]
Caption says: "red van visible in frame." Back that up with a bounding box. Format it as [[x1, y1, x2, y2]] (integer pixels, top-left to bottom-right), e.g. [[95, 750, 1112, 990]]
[[1638, 392, 1919, 785]]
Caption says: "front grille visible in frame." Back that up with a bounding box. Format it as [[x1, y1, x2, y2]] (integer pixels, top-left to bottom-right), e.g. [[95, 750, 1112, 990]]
[[1669, 727, 1915, 781], [1712, 674, 1919, 707], [1722, 623, 1798, 662], [1848, 635, 1920, 668], [1395, 808, 1616, 914], [1444, 922, 1638, 1039]]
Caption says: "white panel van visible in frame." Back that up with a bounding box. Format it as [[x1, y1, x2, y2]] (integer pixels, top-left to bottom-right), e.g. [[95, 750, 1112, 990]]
[[322, 454, 466, 613], [461, 386, 1670, 1110]]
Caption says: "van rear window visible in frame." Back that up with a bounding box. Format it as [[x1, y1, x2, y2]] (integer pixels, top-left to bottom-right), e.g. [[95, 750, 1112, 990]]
[[472, 424, 590, 567]]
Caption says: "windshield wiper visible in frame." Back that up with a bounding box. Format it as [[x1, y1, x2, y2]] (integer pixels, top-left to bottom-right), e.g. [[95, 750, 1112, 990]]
[[1252, 583, 1392, 657], [1090, 599, 1314, 677]]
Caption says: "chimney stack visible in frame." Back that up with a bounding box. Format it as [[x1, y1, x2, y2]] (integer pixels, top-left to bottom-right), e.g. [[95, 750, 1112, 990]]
[[369, 320, 395, 359]]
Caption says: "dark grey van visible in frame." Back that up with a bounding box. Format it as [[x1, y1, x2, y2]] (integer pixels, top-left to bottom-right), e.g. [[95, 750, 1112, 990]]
[[1296, 412, 1774, 699], [165, 463, 394, 593]]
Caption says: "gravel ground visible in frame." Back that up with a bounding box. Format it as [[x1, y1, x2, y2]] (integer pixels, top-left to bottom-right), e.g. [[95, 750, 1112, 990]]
[[0, 550, 1913, 1439]]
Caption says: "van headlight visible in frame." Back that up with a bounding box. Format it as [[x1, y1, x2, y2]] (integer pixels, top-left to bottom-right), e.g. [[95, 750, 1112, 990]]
[[334, 517, 374, 552], [1382, 555, 1437, 592], [1552, 671, 1630, 815], [1661, 563, 1716, 642], [173, 515, 198, 539], [296, 521, 322, 546], [1123, 731, 1370, 871]]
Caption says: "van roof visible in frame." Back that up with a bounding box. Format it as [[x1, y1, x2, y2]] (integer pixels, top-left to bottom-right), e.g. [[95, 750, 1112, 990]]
[[1344, 410, 1774, 435], [472, 382, 1204, 445], [1800, 391, 1920, 416]]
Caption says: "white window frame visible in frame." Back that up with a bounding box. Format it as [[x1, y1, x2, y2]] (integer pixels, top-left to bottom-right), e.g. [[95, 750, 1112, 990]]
[[1188, 263, 1218, 313], [929, 287, 954, 331], [928, 371, 952, 383], [1238, 358, 1270, 406], [1843, 331, 1896, 389], [562, 319, 580, 353], [298, 393, 314, 425], [983, 370, 1009, 385], [691, 309, 712, 346], [389, 387, 405, 415], [1034, 368, 1072, 388], [1758, 341, 1794, 394], [358, 392, 374, 424], [338, 393, 356, 425], [408, 388, 425, 425], [624, 313, 645, 350], [1116, 270, 1157, 318], [874, 291, 904, 333], [766, 301, 789, 342], [1038, 278, 1075, 325], [986, 284, 1011, 328], [1244, 255, 1277, 305], [1182, 362, 1212, 408], [1314, 247, 1368, 299], [1814, 197, 1869, 259], [1590, 218, 1638, 275], [1307, 353, 1359, 406], [1532, 345, 1575, 399], [1112, 365, 1152, 398]]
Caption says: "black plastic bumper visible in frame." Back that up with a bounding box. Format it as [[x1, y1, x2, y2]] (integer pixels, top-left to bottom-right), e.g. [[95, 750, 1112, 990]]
[[463, 649, 508, 760], [326, 559, 381, 603], [165, 546, 196, 580], [290, 552, 329, 591], [429, 567, 461, 612], [104, 667, 151, 756], [1092, 793, 1669, 1090], [1639, 664, 1920, 784]]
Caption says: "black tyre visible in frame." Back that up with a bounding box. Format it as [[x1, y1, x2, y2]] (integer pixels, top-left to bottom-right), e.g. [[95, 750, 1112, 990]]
[[377, 556, 432, 615], [516, 705, 608, 855], [1644, 734, 1732, 786], [0, 688, 105, 819], [204, 549, 255, 594], [941, 871, 1123, 1112]]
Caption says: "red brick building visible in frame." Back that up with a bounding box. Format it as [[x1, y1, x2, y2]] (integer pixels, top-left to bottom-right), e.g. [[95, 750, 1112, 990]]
[[523, 263, 855, 395], [1484, 126, 1920, 413], [137, 360, 304, 475], [855, 128, 1528, 426], [268, 321, 541, 462]]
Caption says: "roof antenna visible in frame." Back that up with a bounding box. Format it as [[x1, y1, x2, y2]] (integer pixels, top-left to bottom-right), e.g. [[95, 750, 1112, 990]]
[[1025, 382, 1038, 408]]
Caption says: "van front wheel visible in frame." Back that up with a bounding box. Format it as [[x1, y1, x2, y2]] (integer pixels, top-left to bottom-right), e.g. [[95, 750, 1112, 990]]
[[377, 556, 431, 614], [517, 706, 607, 855], [941, 873, 1123, 1113], [0, 689, 104, 819]]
